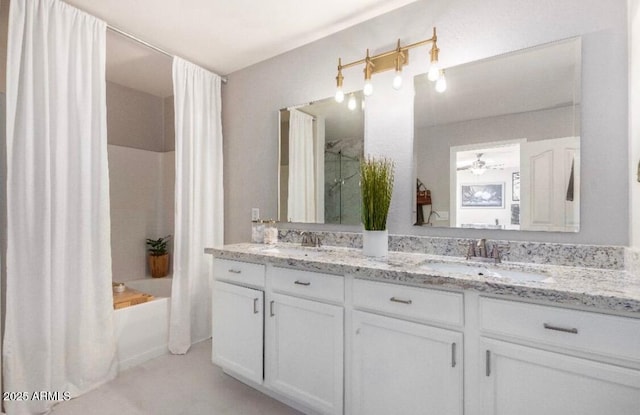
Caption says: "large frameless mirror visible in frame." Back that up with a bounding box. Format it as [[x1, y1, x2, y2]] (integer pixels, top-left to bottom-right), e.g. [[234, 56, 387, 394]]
[[279, 92, 364, 225], [414, 38, 581, 232]]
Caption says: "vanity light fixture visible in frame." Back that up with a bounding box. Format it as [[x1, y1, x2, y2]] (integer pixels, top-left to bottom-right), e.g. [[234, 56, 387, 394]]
[[363, 49, 374, 96], [335, 59, 345, 103], [435, 70, 447, 93], [334, 27, 443, 100], [427, 32, 440, 82], [347, 93, 357, 110], [392, 40, 405, 90]]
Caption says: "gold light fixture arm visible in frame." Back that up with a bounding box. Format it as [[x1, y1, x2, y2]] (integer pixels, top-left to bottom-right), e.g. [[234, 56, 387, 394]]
[[337, 27, 438, 73], [334, 27, 443, 97], [336, 58, 344, 87]]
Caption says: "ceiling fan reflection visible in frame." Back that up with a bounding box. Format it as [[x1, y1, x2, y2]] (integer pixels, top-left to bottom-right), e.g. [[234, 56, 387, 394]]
[[457, 153, 505, 176]]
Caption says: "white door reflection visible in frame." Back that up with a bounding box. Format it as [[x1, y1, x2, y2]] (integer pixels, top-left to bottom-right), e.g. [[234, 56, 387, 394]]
[[450, 137, 579, 231]]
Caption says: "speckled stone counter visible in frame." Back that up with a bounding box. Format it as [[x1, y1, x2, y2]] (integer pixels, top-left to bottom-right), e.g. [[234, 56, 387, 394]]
[[206, 243, 640, 316], [278, 230, 627, 269]]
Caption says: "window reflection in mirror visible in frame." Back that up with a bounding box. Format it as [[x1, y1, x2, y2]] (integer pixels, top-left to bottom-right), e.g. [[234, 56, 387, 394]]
[[414, 38, 581, 232], [279, 92, 364, 225]]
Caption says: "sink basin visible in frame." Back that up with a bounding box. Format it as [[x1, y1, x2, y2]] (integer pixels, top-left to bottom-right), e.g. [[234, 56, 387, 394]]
[[486, 268, 552, 283], [260, 246, 325, 258], [421, 262, 551, 283], [422, 262, 484, 275]]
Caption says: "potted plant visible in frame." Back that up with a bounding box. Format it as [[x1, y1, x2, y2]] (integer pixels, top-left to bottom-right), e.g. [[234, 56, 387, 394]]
[[360, 156, 395, 257], [146, 235, 172, 278]]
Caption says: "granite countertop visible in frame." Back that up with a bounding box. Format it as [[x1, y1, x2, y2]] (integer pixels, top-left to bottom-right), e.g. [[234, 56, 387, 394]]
[[206, 243, 640, 316]]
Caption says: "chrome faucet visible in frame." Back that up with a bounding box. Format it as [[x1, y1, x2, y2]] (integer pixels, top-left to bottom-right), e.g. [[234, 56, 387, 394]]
[[476, 238, 488, 257], [300, 232, 322, 248], [465, 239, 503, 263]]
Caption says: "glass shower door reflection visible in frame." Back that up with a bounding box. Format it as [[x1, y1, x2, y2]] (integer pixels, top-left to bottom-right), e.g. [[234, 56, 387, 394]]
[[324, 151, 360, 225]]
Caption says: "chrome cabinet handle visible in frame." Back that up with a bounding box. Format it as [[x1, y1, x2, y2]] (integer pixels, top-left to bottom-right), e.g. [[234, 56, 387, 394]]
[[253, 298, 259, 314], [451, 343, 457, 368], [228, 269, 242, 274], [485, 350, 491, 377], [544, 323, 578, 334], [390, 297, 412, 305], [294, 280, 311, 286], [270, 300, 275, 317]]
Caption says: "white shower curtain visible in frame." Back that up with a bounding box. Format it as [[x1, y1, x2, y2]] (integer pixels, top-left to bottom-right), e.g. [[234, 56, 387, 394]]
[[3, 1, 116, 413], [287, 109, 316, 222], [170, 57, 223, 354]]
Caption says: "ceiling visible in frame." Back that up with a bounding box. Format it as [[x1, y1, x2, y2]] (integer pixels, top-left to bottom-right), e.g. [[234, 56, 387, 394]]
[[66, 0, 419, 97]]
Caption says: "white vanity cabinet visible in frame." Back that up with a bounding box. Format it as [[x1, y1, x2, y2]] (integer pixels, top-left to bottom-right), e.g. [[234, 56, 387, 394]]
[[210, 252, 640, 415], [265, 267, 345, 415], [211, 259, 266, 385], [212, 281, 264, 384], [350, 279, 464, 415], [478, 297, 640, 415]]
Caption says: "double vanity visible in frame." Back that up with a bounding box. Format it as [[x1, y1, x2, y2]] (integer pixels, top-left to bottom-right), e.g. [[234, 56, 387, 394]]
[[206, 235, 640, 415]]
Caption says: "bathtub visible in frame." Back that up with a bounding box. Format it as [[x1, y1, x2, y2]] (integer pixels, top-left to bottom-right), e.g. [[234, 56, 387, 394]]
[[113, 278, 172, 370]]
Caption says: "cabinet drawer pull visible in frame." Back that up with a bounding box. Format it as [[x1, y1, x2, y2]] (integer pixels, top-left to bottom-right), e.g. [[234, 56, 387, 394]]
[[270, 300, 275, 317], [228, 269, 242, 274], [543, 323, 578, 334], [294, 280, 311, 286], [451, 343, 457, 368], [253, 298, 259, 314], [390, 297, 412, 305], [486, 350, 491, 377]]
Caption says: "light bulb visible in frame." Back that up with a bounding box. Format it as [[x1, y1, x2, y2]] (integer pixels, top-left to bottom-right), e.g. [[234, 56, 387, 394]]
[[392, 71, 403, 90], [335, 88, 345, 103], [363, 80, 373, 96], [348, 94, 357, 111], [427, 61, 440, 82], [435, 73, 447, 93]]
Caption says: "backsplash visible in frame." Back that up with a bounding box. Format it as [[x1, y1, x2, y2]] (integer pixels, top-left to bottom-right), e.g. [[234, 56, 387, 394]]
[[278, 229, 626, 270], [625, 248, 640, 275]]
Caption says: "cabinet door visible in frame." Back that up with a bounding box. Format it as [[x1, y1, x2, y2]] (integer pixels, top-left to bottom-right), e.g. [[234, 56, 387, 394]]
[[351, 310, 463, 415], [212, 281, 264, 384], [266, 292, 344, 415], [480, 338, 640, 415]]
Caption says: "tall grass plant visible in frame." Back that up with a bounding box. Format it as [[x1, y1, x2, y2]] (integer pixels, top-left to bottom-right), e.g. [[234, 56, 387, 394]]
[[360, 156, 395, 231]]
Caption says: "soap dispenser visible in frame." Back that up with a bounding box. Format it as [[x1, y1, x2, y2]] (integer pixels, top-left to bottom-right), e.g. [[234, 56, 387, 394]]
[[251, 220, 264, 243], [264, 220, 278, 244]]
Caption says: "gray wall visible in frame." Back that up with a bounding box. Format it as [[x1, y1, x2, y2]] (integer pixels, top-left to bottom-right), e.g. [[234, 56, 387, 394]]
[[164, 95, 175, 152], [0, 0, 8, 94], [223, 0, 629, 246], [107, 81, 168, 152], [105, 82, 175, 280]]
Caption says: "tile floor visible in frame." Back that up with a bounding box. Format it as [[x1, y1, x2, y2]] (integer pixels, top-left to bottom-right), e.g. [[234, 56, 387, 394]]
[[51, 340, 302, 415]]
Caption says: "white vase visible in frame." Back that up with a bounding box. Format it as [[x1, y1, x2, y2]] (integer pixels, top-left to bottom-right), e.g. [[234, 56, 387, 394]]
[[362, 229, 389, 258]]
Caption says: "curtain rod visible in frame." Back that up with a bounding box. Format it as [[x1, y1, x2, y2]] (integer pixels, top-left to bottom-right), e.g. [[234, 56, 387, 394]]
[[107, 25, 228, 84]]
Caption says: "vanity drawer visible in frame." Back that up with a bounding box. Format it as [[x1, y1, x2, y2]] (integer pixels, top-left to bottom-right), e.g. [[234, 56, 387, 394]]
[[271, 267, 344, 304], [353, 279, 464, 327], [480, 297, 640, 362], [213, 258, 265, 288]]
